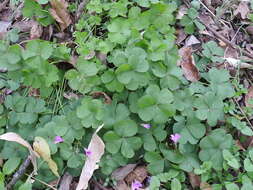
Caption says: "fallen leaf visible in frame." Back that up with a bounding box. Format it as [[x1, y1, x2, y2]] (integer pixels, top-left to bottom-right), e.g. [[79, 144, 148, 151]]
[[178, 46, 200, 82], [30, 21, 43, 39], [234, 1, 250, 19], [12, 20, 36, 33], [176, 29, 187, 45], [115, 180, 131, 190], [59, 172, 73, 190], [0, 132, 38, 174], [63, 92, 79, 100], [50, 0, 72, 31], [112, 164, 137, 181], [76, 124, 105, 190], [96, 52, 107, 65], [0, 21, 11, 39], [188, 172, 201, 188], [245, 86, 253, 108], [33, 136, 59, 177], [185, 35, 201, 46], [225, 58, 253, 69], [235, 140, 246, 151], [246, 26, 253, 36], [125, 166, 148, 185]]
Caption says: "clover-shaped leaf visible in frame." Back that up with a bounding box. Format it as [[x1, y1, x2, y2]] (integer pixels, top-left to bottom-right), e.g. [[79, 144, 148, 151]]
[[199, 129, 233, 170], [193, 92, 224, 126], [137, 84, 175, 123]]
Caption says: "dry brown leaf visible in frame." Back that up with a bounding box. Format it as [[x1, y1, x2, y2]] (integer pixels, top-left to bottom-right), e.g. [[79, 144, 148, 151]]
[[91, 91, 112, 104], [33, 136, 59, 177], [76, 124, 105, 190], [178, 46, 200, 82], [115, 180, 131, 190], [96, 52, 107, 65], [50, 0, 72, 31], [30, 21, 43, 39], [234, 1, 250, 19], [176, 29, 187, 45], [235, 140, 246, 151], [176, 5, 187, 19], [0, 132, 38, 174], [125, 166, 148, 185], [188, 172, 201, 188], [112, 164, 137, 181], [245, 86, 253, 108], [246, 26, 253, 36], [185, 35, 201, 46]]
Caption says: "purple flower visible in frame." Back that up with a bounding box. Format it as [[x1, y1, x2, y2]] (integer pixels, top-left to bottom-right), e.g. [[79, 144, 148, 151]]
[[141, 123, 151, 129], [84, 148, 92, 157], [170, 133, 181, 143], [131, 180, 142, 190], [54, 136, 64, 144]]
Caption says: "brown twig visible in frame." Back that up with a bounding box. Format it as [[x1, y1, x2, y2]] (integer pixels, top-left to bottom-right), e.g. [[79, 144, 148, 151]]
[[6, 156, 31, 190]]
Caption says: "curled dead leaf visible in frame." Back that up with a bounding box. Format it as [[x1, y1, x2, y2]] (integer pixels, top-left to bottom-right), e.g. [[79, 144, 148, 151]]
[[178, 46, 200, 82], [76, 124, 105, 190], [125, 166, 148, 185], [0, 132, 38, 174], [50, 0, 72, 31], [33, 136, 59, 177]]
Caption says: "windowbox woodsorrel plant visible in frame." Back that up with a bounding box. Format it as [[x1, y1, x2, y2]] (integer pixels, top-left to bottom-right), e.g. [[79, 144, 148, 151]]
[[0, 0, 253, 189]]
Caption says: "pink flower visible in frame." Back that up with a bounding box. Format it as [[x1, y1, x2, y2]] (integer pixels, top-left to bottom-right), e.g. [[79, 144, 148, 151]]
[[141, 123, 151, 129], [54, 136, 64, 144], [84, 148, 92, 157], [131, 180, 142, 190], [170, 133, 181, 143]]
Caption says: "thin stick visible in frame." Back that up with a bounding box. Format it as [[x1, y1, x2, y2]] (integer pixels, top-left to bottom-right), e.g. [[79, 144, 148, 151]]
[[233, 98, 253, 130], [6, 157, 31, 190], [25, 174, 58, 190]]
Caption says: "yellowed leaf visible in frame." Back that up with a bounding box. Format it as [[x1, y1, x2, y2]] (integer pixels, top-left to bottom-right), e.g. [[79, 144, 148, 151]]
[[33, 136, 59, 177], [49, 0, 72, 31], [0, 132, 38, 174], [76, 124, 105, 190]]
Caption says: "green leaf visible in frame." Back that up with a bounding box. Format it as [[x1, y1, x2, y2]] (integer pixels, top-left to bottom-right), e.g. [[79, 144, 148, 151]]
[[171, 178, 181, 190], [222, 149, 240, 169], [18, 182, 32, 190], [77, 59, 99, 76], [114, 119, 138, 137], [244, 158, 253, 172], [3, 157, 21, 175], [225, 183, 239, 190]]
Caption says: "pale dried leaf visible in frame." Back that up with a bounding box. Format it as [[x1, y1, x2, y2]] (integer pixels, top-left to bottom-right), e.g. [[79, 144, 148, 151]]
[[76, 124, 105, 190], [225, 58, 253, 69], [0, 132, 38, 174], [200, 182, 212, 190], [30, 21, 43, 39], [176, 5, 187, 19], [50, 0, 72, 31], [59, 172, 73, 190], [112, 164, 137, 181], [185, 35, 201, 46], [188, 172, 200, 188], [0, 21, 11, 33], [178, 46, 200, 82], [176, 29, 187, 45], [33, 136, 59, 177], [234, 1, 250, 19]]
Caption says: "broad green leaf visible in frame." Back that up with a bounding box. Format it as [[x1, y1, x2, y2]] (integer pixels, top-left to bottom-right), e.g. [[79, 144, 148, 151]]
[[171, 178, 181, 190], [3, 157, 21, 175]]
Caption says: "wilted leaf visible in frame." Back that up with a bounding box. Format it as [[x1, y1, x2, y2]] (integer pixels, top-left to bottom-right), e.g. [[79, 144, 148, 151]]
[[234, 1, 250, 19], [50, 0, 72, 31], [112, 164, 137, 181], [33, 136, 59, 177], [178, 46, 200, 82], [245, 86, 253, 108], [200, 182, 212, 190], [0, 132, 38, 174], [125, 166, 148, 185], [76, 124, 105, 190], [115, 180, 131, 190]]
